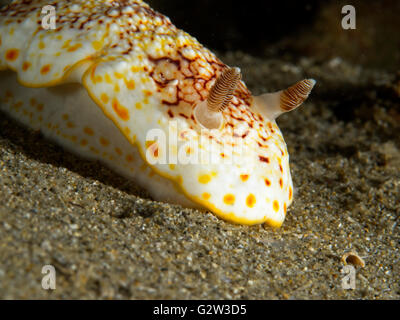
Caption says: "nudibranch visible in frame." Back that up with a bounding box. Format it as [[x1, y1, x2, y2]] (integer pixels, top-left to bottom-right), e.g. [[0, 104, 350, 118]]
[[0, 0, 315, 227]]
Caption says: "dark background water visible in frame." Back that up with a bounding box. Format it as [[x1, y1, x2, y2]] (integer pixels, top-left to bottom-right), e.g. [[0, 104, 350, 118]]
[[148, 0, 400, 70]]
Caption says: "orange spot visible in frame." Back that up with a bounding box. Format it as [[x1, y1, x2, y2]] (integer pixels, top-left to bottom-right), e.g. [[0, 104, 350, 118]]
[[246, 194, 256, 208], [284, 202, 287, 214], [29, 98, 37, 106], [100, 93, 109, 104], [5, 90, 13, 98], [240, 174, 249, 182], [142, 89, 152, 97], [273, 200, 279, 212], [84, 127, 94, 136], [223, 194, 235, 205], [115, 147, 122, 156], [126, 154, 134, 162], [22, 61, 31, 71], [289, 187, 293, 200], [135, 102, 142, 109], [62, 114, 69, 121], [66, 121, 75, 128], [124, 78, 135, 90], [202, 192, 211, 200], [99, 137, 109, 146], [36, 104, 44, 112], [112, 98, 129, 121], [80, 139, 88, 146], [265, 178, 271, 187], [279, 178, 283, 188], [71, 135, 77, 142], [5, 49, 19, 61], [40, 64, 51, 75], [198, 174, 211, 184]]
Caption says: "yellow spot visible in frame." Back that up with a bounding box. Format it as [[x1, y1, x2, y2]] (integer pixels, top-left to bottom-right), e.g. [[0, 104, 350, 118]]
[[84, 127, 94, 136], [99, 137, 109, 146], [22, 61, 31, 71], [5, 49, 19, 61], [112, 98, 129, 121], [104, 73, 112, 84], [61, 39, 71, 49], [56, 35, 63, 40], [273, 200, 280, 212], [131, 66, 141, 73], [143, 97, 149, 104], [114, 72, 123, 79], [240, 174, 249, 182], [135, 102, 142, 110], [124, 78, 135, 90], [169, 164, 176, 170], [100, 93, 109, 104], [246, 194, 256, 208], [39, 41, 45, 49], [40, 64, 51, 75], [198, 174, 211, 184], [126, 154, 134, 162], [202, 192, 211, 200], [146, 140, 155, 149], [67, 43, 82, 52], [92, 40, 102, 50], [114, 83, 120, 92], [223, 194, 235, 205]]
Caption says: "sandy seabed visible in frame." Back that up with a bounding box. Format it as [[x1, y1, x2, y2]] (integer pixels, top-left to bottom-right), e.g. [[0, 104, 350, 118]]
[[0, 51, 399, 299]]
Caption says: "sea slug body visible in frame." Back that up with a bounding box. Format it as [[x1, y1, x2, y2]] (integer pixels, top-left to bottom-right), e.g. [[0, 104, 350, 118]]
[[0, 0, 315, 227]]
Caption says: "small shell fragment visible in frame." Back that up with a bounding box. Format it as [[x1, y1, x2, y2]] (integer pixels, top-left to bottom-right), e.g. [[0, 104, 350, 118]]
[[341, 251, 366, 268]]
